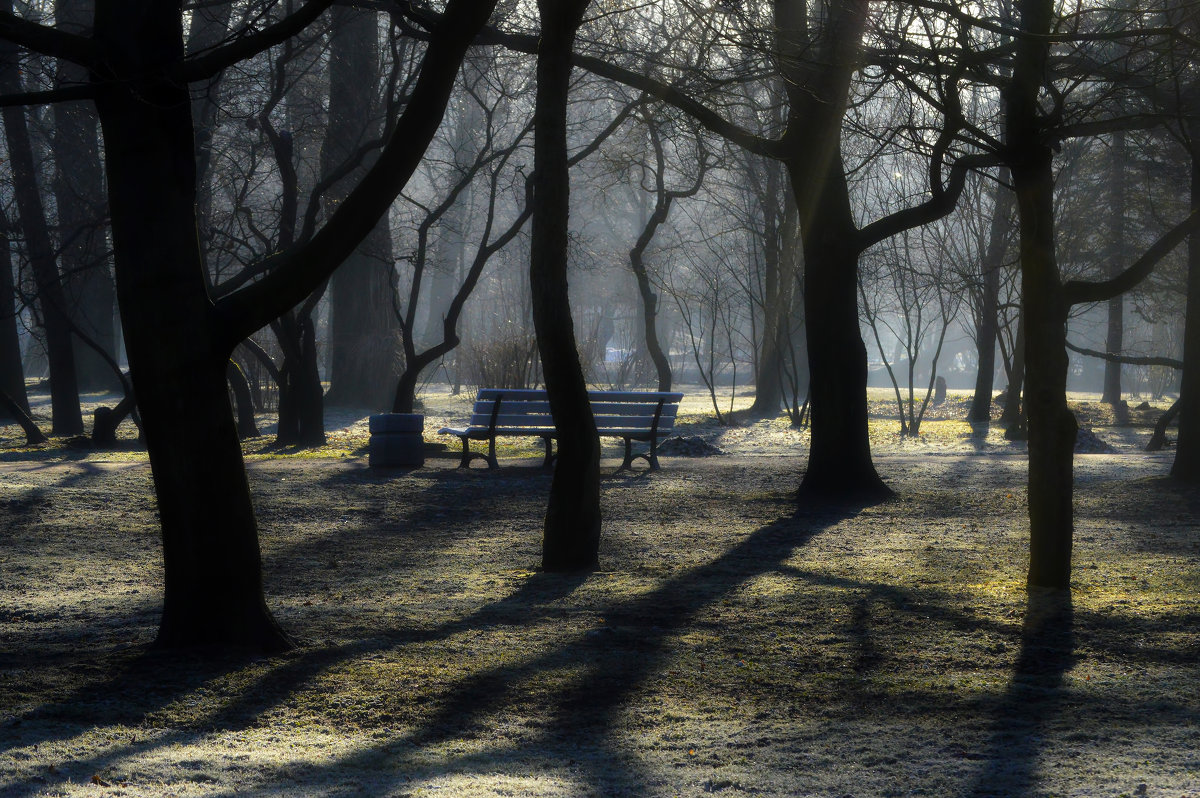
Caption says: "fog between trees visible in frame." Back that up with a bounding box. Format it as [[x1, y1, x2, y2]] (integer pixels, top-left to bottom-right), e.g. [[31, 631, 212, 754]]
[[0, 0, 1198, 651]]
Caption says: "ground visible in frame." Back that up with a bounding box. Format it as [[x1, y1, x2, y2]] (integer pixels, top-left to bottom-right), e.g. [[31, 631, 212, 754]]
[[1, 387, 1197, 797]]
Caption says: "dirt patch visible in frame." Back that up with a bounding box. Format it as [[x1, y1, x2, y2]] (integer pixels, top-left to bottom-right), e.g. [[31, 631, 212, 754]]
[[0, 387, 1197, 796]]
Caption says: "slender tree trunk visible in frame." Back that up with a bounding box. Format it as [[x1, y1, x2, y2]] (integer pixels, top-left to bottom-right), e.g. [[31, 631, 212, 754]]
[[1001, 311, 1026, 428], [1102, 130, 1126, 404], [1172, 136, 1200, 481], [968, 170, 1013, 422], [93, 0, 289, 651], [54, 0, 117, 393], [749, 161, 792, 416], [187, 0, 233, 254], [532, 0, 600, 571], [0, 18, 83, 435], [322, 6, 401, 410], [629, 248, 672, 392], [0, 387, 46, 444], [0, 227, 30, 417], [1008, 0, 1075, 590]]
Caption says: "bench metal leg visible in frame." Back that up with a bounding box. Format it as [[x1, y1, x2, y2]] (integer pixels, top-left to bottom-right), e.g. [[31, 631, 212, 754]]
[[618, 436, 662, 472], [541, 436, 555, 468], [619, 438, 635, 471], [456, 436, 498, 469]]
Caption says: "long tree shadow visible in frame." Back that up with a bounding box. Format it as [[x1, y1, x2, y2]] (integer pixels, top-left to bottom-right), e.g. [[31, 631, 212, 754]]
[[295, 502, 861, 797], [968, 588, 1076, 797]]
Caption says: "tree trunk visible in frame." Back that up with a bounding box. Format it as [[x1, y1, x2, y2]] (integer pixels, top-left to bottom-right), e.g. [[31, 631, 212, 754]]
[[792, 164, 889, 499], [322, 6, 401, 410], [0, 19, 83, 436], [93, 0, 290, 651], [629, 248, 672, 392], [1009, 0, 1075, 590], [749, 160, 793, 417], [533, 0, 601, 572], [1001, 311, 1026, 428], [968, 171, 1013, 422], [54, 0, 118, 393], [187, 0, 233, 254], [227, 361, 260, 440], [1102, 130, 1126, 404], [776, 0, 888, 500], [0, 386, 47, 445], [1172, 136, 1200, 481], [0, 226, 30, 417]]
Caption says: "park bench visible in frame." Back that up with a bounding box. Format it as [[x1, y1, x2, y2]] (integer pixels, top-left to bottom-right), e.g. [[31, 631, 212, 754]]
[[438, 388, 684, 471]]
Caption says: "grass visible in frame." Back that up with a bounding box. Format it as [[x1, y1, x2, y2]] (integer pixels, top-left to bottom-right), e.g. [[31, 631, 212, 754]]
[[0, 386, 1196, 796]]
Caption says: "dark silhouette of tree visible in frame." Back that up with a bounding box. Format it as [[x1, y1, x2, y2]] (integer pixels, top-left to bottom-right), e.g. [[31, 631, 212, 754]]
[[0, 6, 82, 436], [322, 6, 403, 410], [0, 0, 499, 650], [53, 0, 116, 393], [531, 0, 601, 571], [0, 221, 30, 418], [626, 110, 709, 394]]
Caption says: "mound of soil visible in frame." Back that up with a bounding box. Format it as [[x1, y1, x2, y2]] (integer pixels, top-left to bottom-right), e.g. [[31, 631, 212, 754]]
[[1076, 426, 1117, 453], [657, 435, 726, 456]]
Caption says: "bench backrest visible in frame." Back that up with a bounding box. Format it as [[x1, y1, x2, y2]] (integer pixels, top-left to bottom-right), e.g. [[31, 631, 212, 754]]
[[471, 388, 683, 434]]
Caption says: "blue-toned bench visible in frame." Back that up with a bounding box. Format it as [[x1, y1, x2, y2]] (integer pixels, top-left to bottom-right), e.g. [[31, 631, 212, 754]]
[[438, 388, 683, 470]]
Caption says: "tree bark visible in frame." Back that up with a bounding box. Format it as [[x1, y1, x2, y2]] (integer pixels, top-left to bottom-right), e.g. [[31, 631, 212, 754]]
[[1001, 311, 1026, 428], [968, 171, 1013, 422], [227, 361, 260, 440], [1172, 136, 1200, 480], [532, 0, 601, 572], [53, 0, 117, 393], [776, 0, 889, 500], [321, 6, 401, 410], [0, 14, 83, 435], [1008, 0, 1075, 590], [0, 386, 46, 444], [274, 311, 326, 446], [1102, 130, 1126, 404], [92, 0, 290, 651], [0, 225, 30, 417], [749, 159, 789, 417]]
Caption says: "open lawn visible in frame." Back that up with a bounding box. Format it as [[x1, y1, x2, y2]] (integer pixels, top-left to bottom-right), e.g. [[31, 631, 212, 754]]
[[1, 388, 1197, 796]]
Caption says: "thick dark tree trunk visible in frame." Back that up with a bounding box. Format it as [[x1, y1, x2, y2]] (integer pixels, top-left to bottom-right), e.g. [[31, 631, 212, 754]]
[[227, 362, 260, 440], [1173, 137, 1200, 481], [792, 164, 888, 499], [968, 171, 1013, 422], [776, 0, 888, 500], [0, 227, 30, 417], [274, 312, 326, 447], [1102, 130, 1126, 404], [93, 1, 289, 651], [54, 0, 117, 393], [322, 6, 400, 410], [1008, 0, 1075, 590], [0, 21, 83, 436], [533, 0, 601, 572]]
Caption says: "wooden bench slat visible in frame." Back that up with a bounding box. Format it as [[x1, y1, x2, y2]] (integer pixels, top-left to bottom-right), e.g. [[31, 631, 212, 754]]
[[476, 388, 683, 403], [470, 400, 678, 417], [446, 388, 683, 470]]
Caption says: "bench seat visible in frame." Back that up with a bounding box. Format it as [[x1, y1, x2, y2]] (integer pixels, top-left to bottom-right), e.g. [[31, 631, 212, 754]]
[[437, 388, 683, 470]]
